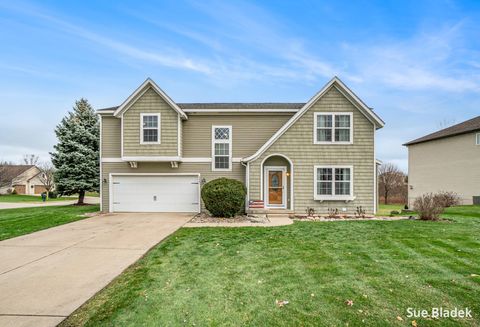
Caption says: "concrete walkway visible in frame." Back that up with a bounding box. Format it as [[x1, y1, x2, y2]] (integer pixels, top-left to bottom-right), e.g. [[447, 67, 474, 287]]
[[0, 212, 192, 327], [0, 197, 99, 210]]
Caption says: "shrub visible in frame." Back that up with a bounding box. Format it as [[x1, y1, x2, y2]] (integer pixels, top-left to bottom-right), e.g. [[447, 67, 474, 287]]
[[390, 210, 400, 215], [11, 188, 17, 195], [413, 193, 445, 220], [201, 178, 246, 217], [49, 191, 58, 199], [434, 191, 460, 208]]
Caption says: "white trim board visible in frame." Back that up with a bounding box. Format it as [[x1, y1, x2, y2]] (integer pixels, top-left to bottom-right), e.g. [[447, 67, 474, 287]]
[[259, 154, 294, 211], [211, 125, 233, 172], [102, 157, 244, 163], [313, 165, 355, 202], [242, 77, 384, 163], [313, 112, 353, 145], [121, 156, 181, 162], [140, 113, 161, 145], [113, 78, 188, 120]]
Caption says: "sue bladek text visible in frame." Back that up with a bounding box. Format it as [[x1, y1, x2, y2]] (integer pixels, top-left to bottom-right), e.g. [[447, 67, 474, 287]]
[[407, 307, 472, 319]]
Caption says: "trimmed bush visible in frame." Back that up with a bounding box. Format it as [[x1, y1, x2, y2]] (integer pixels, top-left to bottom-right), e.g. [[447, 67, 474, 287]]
[[435, 191, 460, 208], [201, 178, 246, 217], [414, 193, 443, 220]]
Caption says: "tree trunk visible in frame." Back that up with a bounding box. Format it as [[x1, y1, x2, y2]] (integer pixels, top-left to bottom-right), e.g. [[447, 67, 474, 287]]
[[384, 190, 389, 205], [78, 190, 85, 205]]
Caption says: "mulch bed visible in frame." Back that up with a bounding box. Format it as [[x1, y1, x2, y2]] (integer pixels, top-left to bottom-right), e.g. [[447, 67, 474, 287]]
[[294, 215, 414, 222]]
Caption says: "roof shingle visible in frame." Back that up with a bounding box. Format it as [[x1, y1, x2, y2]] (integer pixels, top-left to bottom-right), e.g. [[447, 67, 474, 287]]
[[0, 165, 35, 187], [404, 115, 480, 146], [97, 103, 305, 112]]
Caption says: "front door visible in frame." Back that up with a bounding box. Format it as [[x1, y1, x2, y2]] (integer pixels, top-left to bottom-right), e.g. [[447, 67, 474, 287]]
[[265, 167, 286, 208]]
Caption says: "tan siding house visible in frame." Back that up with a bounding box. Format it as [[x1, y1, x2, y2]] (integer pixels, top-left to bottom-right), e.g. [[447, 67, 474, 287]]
[[405, 116, 480, 205], [99, 77, 384, 214], [0, 165, 47, 195]]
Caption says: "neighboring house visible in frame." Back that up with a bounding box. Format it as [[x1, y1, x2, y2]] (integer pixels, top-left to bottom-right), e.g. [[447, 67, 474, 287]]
[[0, 165, 47, 195], [98, 77, 384, 214], [404, 115, 480, 206]]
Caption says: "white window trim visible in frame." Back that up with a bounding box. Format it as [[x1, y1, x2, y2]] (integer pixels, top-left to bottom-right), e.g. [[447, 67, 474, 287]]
[[264, 166, 287, 209], [476, 132, 480, 145], [313, 165, 355, 201], [140, 113, 161, 144], [211, 125, 232, 171], [313, 112, 353, 145]]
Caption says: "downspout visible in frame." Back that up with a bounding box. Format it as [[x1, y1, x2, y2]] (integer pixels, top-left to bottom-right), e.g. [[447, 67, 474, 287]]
[[241, 160, 249, 212]]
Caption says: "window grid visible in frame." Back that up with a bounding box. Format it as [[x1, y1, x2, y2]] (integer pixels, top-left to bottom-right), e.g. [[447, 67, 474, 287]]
[[212, 126, 232, 171], [141, 114, 160, 144], [315, 113, 352, 144], [315, 166, 352, 198]]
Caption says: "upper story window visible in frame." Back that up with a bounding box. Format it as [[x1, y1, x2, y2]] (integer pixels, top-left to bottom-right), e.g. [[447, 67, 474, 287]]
[[314, 112, 353, 144], [476, 133, 480, 145], [314, 165, 353, 200], [212, 126, 232, 171], [140, 113, 160, 144]]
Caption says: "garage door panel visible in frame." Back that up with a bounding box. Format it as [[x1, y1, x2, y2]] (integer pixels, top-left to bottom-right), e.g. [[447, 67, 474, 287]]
[[112, 175, 199, 213]]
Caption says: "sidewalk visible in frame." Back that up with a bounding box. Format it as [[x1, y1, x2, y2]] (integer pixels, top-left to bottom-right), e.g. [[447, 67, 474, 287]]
[[0, 197, 99, 210]]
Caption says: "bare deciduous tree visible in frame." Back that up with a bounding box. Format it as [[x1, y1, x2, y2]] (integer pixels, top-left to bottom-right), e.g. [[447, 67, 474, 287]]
[[23, 154, 39, 165], [378, 162, 406, 204], [38, 162, 55, 197]]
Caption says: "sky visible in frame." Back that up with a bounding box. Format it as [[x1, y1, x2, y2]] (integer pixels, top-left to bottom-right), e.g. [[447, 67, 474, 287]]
[[0, 0, 479, 171]]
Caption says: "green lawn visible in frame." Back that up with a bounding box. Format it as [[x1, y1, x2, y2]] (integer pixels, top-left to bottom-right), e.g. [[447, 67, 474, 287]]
[[377, 203, 406, 216], [0, 205, 99, 241], [0, 194, 76, 203], [61, 205, 480, 327]]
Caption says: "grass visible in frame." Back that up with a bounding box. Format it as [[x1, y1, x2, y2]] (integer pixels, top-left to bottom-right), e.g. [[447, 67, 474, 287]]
[[0, 194, 76, 203], [0, 205, 99, 241], [61, 205, 480, 327], [85, 192, 100, 197], [377, 203, 405, 216]]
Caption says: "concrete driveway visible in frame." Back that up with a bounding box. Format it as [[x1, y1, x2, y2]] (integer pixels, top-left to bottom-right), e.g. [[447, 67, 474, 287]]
[[0, 212, 192, 327]]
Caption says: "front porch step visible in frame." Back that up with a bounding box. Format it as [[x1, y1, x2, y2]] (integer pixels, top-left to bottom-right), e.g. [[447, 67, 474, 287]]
[[247, 209, 294, 215]]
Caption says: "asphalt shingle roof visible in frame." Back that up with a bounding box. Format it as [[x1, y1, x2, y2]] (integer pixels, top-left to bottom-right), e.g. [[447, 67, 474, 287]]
[[97, 103, 305, 111], [0, 165, 35, 187], [404, 115, 480, 146]]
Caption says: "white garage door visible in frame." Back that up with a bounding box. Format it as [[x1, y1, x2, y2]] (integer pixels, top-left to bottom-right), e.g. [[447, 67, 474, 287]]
[[111, 175, 199, 213]]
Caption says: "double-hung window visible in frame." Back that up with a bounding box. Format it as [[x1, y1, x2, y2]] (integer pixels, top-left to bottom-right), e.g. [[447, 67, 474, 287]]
[[140, 113, 160, 144], [314, 165, 353, 200], [212, 126, 232, 171], [476, 133, 480, 145], [314, 112, 353, 144]]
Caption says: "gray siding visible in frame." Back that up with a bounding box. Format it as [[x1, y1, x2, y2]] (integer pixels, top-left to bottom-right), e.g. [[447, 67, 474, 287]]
[[182, 114, 292, 158], [101, 116, 121, 158], [249, 86, 376, 214], [123, 87, 179, 157], [101, 162, 245, 212], [408, 131, 480, 205]]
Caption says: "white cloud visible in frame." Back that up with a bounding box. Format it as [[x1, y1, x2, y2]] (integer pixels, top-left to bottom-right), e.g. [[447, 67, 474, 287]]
[[0, 2, 214, 75], [343, 21, 480, 93]]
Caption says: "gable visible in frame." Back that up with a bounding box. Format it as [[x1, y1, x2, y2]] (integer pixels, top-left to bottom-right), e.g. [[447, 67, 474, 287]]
[[242, 77, 384, 162], [113, 78, 187, 119], [122, 87, 180, 158]]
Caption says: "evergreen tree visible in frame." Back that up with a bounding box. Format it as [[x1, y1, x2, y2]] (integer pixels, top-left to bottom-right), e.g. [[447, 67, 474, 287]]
[[51, 98, 99, 204]]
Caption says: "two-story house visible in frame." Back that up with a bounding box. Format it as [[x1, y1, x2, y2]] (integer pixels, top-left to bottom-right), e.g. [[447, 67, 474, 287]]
[[404, 115, 480, 206], [98, 77, 384, 214]]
